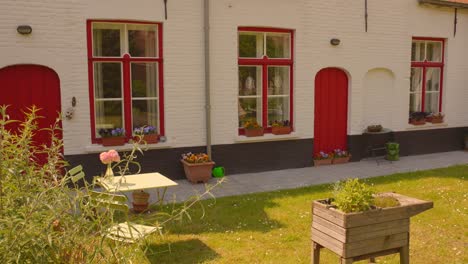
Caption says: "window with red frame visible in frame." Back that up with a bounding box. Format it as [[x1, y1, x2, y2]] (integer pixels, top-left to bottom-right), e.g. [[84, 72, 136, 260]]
[[410, 38, 444, 118], [87, 21, 164, 143], [238, 27, 294, 134]]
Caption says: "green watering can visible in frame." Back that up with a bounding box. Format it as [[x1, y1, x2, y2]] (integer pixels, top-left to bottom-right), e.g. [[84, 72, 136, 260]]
[[212, 166, 225, 178], [386, 142, 400, 161]]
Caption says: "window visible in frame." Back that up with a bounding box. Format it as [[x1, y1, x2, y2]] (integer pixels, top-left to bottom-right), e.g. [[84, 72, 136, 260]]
[[410, 38, 444, 118], [87, 21, 164, 143], [238, 27, 294, 134]]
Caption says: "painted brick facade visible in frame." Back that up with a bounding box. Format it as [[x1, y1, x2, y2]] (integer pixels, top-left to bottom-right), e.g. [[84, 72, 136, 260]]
[[0, 0, 467, 161]]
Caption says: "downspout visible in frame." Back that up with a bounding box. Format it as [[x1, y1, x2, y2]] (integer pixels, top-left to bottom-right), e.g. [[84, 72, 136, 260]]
[[204, 0, 212, 159]]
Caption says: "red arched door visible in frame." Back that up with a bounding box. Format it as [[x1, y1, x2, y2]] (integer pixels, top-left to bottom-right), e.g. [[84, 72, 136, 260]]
[[314, 68, 348, 156], [0, 65, 62, 162]]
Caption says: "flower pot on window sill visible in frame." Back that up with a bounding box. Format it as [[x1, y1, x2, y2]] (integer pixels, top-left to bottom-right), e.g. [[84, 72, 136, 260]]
[[313, 159, 332, 166], [181, 160, 215, 184], [428, 117, 444, 124], [101, 137, 125, 146], [143, 134, 159, 144], [245, 128, 264, 137], [332, 156, 351, 164], [410, 119, 426, 126], [272, 126, 292, 135]]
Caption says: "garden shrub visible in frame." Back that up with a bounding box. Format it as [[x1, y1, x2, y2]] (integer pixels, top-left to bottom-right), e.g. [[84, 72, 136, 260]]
[[332, 178, 375, 213]]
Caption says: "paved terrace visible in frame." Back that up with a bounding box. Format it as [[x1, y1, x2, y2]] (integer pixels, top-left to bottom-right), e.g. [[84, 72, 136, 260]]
[[142, 151, 468, 204]]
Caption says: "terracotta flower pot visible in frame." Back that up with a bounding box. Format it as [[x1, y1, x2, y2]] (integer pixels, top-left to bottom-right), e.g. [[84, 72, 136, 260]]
[[181, 160, 215, 184], [132, 190, 150, 213], [314, 159, 333, 166], [143, 134, 159, 144], [332, 156, 351, 164], [410, 119, 426, 126], [245, 128, 264, 137], [101, 137, 125, 146], [272, 126, 292, 135], [429, 117, 444, 124]]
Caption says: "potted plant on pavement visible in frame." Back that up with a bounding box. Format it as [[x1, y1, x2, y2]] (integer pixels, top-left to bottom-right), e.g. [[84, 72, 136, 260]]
[[271, 120, 292, 135], [99, 128, 126, 146], [134, 125, 159, 144], [244, 120, 264, 137], [332, 149, 351, 164], [313, 151, 333, 166], [181, 152, 215, 183], [312, 179, 433, 264]]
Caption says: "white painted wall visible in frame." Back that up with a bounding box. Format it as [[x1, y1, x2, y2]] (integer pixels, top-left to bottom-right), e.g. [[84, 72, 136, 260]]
[[0, 0, 467, 155]]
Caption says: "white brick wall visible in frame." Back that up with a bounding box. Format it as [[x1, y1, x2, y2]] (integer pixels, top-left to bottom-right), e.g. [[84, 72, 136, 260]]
[[0, 0, 467, 155]]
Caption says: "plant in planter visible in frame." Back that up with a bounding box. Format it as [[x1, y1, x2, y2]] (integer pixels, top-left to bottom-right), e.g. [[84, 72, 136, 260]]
[[99, 128, 126, 146], [134, 125, 159, 144], [332, 149, 351, 164], [409, 111, 427, 125], [426, 112, 444, 124], [366, 124, 382, 133], [312, 178, 433, 264], [243, 120, 264, 137], [271, 120, 292, 135], [386, 142, 400, 161], [181, 152, 215, 183], [313, 151, 333, 166]]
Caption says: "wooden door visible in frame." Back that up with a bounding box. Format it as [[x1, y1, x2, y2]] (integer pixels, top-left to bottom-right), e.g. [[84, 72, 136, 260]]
[[314, 68, 348, 155], [0, 65, 62, 162]]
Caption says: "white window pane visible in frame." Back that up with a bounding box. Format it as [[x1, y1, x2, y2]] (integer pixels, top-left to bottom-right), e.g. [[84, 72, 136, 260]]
[[132, 99, 158, 129], [425, 68, 440, 92], [93, 23, 123, 57], [424, 92, 439, 114], [95, 100, 124, 135], [239, 66, 262, 96], [239, 32, 264, 58], [268, 67, 290, 95], [411, 41, 425, 62], [128, 24, 158, 57], [268, 97, 289, 125], [426, 41, 442, 62], [239, 98, 262, 128], [131, 63, 158, 98], [266, 33, 290, 58], [410, 93, 421, 113], [410, 68, 422, 92], [94, 63, 122, 98]]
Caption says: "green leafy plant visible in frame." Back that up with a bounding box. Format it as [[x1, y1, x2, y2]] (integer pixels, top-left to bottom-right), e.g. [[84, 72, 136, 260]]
[[332, 178, 375, 213]]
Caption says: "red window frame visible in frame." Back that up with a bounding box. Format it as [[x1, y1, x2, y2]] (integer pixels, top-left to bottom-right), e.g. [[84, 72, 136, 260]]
[[238, 27, 294, 135], [86, 20, 165, 144], [411, 37, 445, 114]]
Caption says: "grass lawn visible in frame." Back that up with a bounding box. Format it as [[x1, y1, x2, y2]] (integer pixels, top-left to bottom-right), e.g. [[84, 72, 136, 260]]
[[134, 165, 467, 263]]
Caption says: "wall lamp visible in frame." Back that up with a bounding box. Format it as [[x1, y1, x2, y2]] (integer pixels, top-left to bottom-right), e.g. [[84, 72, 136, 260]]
[[17, 25, 32, 35], [330, 38, 341, 46]]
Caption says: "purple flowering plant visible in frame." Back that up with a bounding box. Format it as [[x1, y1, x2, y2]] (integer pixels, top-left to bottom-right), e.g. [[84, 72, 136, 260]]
[[99, 128, 125, 138], [333, 149, 350, 158], [314, 151, 333, 160], [133, 125, 156, 135]]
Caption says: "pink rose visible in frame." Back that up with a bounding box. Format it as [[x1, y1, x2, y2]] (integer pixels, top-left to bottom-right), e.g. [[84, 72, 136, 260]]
[[99, 151, 112, 164], [108, 149, 120, 162]]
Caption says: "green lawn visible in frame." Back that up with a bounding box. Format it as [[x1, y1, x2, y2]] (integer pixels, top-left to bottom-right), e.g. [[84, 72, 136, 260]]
[[137, 165, 467, 263]]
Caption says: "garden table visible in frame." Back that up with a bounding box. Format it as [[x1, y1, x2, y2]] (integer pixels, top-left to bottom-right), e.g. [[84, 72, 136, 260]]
[[96, 172, 178, 208]]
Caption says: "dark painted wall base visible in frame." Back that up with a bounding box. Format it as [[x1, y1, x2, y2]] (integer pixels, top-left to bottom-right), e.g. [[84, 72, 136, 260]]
[[65, 127, 466, 182]]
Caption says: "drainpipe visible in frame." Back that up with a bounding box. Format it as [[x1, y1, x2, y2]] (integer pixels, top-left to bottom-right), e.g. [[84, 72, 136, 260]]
[[204, 0, 212, 159]]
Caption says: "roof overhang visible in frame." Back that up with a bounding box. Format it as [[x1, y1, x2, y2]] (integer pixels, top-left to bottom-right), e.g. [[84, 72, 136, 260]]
[[419, 0, 468, 9]]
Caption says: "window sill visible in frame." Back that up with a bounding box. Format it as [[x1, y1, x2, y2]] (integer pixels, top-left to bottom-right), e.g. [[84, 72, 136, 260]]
[[84, 141, 173, 153], [235, 132, 300, 144], [405, 122, 448, 131]]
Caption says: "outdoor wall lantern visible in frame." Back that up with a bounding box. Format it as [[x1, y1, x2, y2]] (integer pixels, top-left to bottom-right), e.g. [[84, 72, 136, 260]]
[[330, 38, 341, 46], [17, 25, 32, 35]]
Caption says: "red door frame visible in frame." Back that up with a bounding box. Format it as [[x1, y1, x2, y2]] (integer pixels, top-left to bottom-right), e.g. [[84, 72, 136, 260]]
[[314, 68, 349, 156]]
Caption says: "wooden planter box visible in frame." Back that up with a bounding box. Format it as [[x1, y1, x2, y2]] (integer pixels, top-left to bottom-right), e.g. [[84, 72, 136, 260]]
[[245, 128, 264, 137], [332, 156, 351, 164], [101, 137, 125, 146], [312, 193, 433, 263], [272, 126, 292, 135], [181, 160, 215, 184], [409, 119, 426, 126], [313, 159, 332, 166]]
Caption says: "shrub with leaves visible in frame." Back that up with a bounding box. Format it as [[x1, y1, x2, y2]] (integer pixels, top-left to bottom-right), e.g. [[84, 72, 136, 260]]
[[332, 178, 375, 213]]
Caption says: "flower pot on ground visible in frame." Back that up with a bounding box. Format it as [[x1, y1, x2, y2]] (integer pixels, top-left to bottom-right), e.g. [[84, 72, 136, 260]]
[[313, 151, 333, 166], [181, 152, 215, 183], [134, 125, 159, 144], [271, 120, 292, 135], [243, 120, 264, 137], [99, 128, 126, 146], [386, 142, 400, 161], [132, 190, 150, 213], [311, 179, 433, 263], [332, 149, 351, 164]]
